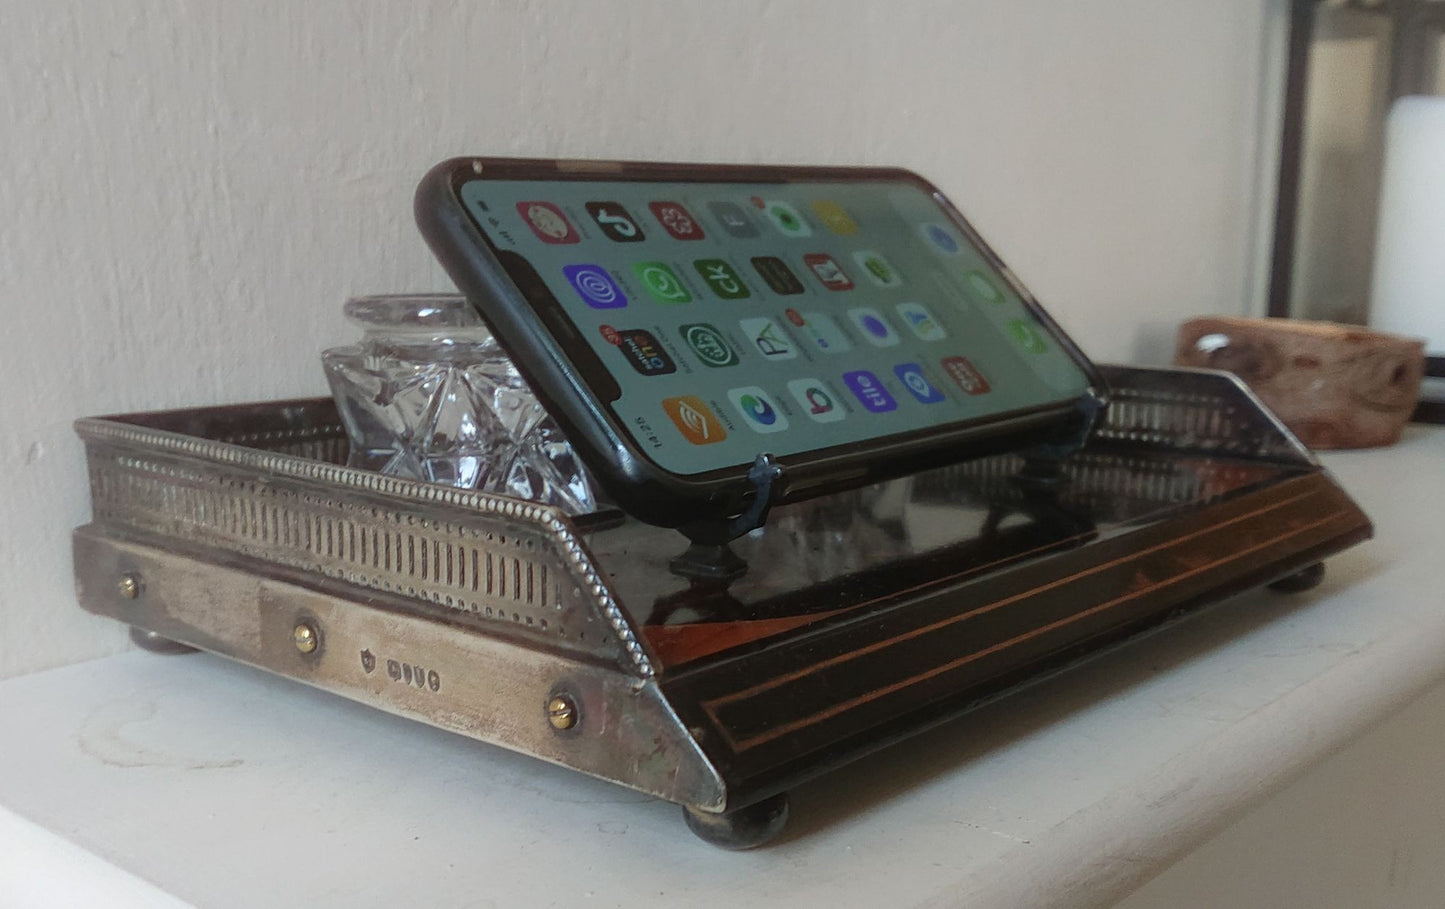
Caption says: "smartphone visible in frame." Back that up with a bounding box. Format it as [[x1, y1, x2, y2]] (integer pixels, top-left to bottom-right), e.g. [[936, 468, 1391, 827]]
[[416, 158, 1104, 529]]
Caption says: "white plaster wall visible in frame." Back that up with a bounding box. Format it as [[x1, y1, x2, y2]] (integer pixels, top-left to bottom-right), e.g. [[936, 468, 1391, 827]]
[[0, 0, 1282, 678]]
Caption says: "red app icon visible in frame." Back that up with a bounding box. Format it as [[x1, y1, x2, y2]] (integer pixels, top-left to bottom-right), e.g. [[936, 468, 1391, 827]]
[[940, 356, 992, 395], [515, 201, 579, 244], [804, 253, 854, 291], [649, 201, 705, 241]]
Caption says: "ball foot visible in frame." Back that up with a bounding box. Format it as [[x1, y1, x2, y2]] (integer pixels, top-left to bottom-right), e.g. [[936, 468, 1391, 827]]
[[129, 626, 198, 654], [1267, 561, 1326, 594], [683, 793, 789, 849]]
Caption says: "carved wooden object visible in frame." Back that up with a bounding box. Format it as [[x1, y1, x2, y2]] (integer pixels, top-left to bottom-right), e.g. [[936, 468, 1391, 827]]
[[1175, 316, 1424, 449]]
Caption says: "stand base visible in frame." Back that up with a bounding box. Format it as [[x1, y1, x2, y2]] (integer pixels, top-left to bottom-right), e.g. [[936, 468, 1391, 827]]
[[1411, 398, 1445, 424], [668, 542, 750, 584], [72, 365, 1375, 847], [1412, 357, 1445, 425]]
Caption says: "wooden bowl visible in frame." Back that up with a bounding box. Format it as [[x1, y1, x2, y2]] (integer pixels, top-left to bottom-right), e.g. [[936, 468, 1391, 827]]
[[1173, 316, 1424, 449]]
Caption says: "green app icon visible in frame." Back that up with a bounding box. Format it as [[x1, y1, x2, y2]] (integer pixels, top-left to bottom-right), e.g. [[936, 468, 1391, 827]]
[[851, 250, 902, 287], [679, 323, 740, 367], [693, 259, 751, 300], [965, 270, 1005, 304], [1006, 318, 1049, 354], [632, 261, 692, 303]]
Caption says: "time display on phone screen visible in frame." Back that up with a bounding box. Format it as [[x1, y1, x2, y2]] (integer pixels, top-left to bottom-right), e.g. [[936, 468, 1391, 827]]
[[461, 178, 1090, 477]]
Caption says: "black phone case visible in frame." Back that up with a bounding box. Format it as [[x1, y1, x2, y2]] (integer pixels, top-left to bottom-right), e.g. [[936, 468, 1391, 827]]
[[415, 157, 1106, 529]]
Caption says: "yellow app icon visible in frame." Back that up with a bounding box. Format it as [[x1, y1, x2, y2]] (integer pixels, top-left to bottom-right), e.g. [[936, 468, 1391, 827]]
[[662, 396, 728, 445], [811, 199, 858, 235]]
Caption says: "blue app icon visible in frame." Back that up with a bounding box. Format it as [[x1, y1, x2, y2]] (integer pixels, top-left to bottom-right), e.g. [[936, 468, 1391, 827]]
[[563, 264, 627, 309], [921, 222, 961, 255], [727, 386, 790, 433], [744, 395, 775, 423], [893, 363, 945, 404], [842, 370, 898, 413]]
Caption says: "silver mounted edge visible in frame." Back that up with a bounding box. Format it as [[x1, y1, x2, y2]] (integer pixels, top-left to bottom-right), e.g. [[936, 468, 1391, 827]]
[[1094, 364, 1319, 466], [72, 526, 724, 811], [74, 415, 655, 678]]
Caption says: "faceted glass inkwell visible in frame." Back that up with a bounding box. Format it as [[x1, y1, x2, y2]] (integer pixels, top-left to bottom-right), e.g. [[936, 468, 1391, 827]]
[[322, 294, 597, 514]]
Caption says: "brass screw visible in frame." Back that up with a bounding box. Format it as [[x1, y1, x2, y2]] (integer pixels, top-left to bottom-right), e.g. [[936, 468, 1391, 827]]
[[117, 573, 142, 599], [547, 695, 578, 731], [293, 621, 319, 654]]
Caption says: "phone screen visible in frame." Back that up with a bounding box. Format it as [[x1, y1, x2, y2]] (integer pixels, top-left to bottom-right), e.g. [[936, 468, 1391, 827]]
[[458, 176, 1091, 478]]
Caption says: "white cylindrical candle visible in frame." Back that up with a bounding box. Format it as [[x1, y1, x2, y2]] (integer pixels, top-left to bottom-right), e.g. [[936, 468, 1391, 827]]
[[1371, 96, 1445, 354]]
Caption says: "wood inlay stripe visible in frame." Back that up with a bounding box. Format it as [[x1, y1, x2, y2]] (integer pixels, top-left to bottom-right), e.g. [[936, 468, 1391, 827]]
[[707, 493, 1350, 753], [706, 486, 1318, 713]]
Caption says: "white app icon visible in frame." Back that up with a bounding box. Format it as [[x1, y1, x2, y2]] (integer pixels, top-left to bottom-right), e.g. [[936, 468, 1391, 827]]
[[894, 302, 947, 341], [738, 317, 798, 359], [786, 378, 847, 423], [794, 310, 852, 353], [727, 386, 790, 433], [846, 307, 901, 347]]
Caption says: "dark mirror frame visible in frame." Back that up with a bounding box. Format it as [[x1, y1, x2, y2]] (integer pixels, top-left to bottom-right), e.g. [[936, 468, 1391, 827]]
[[1268, 0, 1445, 419]]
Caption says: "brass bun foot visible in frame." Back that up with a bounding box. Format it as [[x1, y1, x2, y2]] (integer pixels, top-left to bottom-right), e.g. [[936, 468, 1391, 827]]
[[129, 626, 199, 655], [683, 793, 789, 850], [1266, 561, 1326, 594]]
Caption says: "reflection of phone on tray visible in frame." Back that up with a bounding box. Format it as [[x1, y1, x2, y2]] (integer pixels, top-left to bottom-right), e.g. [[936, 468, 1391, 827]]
[[416, 158, 1104, 529]]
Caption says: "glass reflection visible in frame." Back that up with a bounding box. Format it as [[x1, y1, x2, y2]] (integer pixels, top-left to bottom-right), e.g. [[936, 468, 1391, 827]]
[[586, 449, 1303, 669]]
